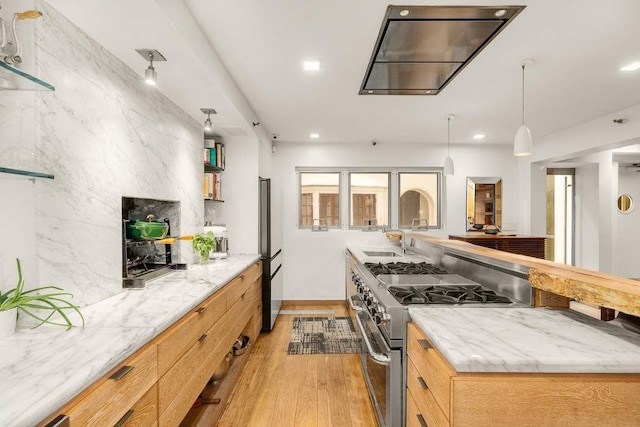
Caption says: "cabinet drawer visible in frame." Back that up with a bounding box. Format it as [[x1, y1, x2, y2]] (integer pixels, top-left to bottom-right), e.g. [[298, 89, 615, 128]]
[[158, 311, 229, 415], [66, 345, 157, 426], [407, 389, 429, 427], [407, 323, 455, 417], [225, 263, 261, 308], [156, 288, 226, 377], [158, 327, 233, 427], [407, 358, 450, 426], [118, 383, 158, 427]]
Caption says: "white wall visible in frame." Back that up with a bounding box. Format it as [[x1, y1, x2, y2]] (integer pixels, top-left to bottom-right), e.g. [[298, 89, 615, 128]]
[[519, 102, 640, 274], [614, 170, 640, 277], [274, 142, 518, 300], [0, 2, 204, 310], [574, 164, 599, 270]]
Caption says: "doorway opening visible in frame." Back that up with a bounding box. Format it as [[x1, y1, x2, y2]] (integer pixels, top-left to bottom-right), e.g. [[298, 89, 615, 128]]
[[546, 169, 575, 264]]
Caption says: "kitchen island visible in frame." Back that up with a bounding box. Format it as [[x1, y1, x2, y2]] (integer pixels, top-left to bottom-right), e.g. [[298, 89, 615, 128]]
[[0, 254, 260, 427], [407, 307, 640, 426]]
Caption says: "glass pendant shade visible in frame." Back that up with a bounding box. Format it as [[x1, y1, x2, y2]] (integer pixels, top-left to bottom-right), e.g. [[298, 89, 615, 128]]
[[204, 117, 212, 131], [145, 67, 157, 85], [513, 124, 532, 156], [443, 156, 454, 175]]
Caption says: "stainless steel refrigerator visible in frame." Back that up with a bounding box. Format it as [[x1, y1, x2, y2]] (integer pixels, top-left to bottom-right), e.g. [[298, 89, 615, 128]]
[[259, 177, 282, 331]]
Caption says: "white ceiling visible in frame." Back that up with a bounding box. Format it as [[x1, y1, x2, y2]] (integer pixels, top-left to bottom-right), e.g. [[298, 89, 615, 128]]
[[49, 0, 640, 146]]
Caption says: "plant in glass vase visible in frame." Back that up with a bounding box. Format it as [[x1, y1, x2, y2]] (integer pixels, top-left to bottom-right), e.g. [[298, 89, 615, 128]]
[[193, 231, 216, 264], [0, 259, 84, 338]]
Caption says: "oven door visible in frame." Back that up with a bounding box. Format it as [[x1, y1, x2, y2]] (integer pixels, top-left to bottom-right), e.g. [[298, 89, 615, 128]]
[[355, 310, 402, 427]]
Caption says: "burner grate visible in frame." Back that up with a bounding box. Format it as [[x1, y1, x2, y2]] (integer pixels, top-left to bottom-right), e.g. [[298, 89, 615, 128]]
[[387, 285, 513, 305], [365, 262, 448, 276]]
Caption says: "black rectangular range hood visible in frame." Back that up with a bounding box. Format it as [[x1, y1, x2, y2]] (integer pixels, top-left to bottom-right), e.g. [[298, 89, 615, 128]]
[[360, 5, 525, 95]]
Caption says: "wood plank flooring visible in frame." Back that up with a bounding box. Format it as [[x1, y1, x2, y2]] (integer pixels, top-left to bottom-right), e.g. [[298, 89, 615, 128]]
[[217, 303, 378, 427]]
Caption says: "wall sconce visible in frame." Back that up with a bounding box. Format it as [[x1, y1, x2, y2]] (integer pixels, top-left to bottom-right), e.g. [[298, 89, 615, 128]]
[[135, 49, 166, 86], [201, 108, 217, 131]]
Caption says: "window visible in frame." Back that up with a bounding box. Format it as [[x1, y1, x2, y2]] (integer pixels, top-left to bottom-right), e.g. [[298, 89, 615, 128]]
[[399, 172, 440, 228], [350, 173, 389, 228], [297, 167, 441, 230], [299, 173, 340, 227]]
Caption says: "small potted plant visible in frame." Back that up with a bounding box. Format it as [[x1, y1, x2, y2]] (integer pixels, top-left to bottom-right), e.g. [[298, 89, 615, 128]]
[[193, 231, 216, 264], [0, 259, 84, 338]]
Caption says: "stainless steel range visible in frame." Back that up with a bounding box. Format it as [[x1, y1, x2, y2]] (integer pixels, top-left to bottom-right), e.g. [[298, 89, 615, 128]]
[[347, 259, 525, 427]]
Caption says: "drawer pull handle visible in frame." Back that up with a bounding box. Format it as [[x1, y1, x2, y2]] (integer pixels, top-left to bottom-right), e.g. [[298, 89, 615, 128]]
[[417, 414, 428, 427], [114, 409, 135, 427], [417, 376, 428, 389], [241, 292, 246, 299], [417, 339, 432, 350], [44, 415, 69, 427], [198, 334, 208, 342], [195, 306, 206, 314], [109, 365, 134, 381]]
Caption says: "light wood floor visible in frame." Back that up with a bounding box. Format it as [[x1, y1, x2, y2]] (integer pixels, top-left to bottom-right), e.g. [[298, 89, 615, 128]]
[[217, 303, 378, 427]]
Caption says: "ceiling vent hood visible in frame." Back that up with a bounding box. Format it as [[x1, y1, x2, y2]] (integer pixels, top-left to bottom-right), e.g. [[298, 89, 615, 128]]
[[360, 5, 525, 95]]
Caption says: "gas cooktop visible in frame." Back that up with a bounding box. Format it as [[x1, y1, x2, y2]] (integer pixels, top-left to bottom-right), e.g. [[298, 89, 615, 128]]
[[364, 261, 448, 276]]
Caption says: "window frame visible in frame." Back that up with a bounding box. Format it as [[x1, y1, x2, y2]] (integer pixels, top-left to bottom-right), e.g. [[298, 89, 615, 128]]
[[296, 167, 443, 230], [297, 170, 342, 229], [348, 171, 391, 229], [397, 171, 442, 229]]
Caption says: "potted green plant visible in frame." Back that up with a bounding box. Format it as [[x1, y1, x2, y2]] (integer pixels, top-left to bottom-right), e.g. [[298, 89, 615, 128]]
[[0, 258, 84, 338], [193, 231, 216, 264]]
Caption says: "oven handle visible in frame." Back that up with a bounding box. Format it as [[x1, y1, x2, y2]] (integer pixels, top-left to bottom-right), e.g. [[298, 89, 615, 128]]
[[348, 295, 363, 312], [355, 312, 390, 365]]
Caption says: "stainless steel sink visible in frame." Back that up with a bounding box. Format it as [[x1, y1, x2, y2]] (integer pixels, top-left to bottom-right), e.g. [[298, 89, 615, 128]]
[[363, 251, 400, 257]]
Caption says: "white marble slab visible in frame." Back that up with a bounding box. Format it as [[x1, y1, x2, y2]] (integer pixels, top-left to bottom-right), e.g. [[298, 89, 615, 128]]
[[409, 307, 640, 373], [0, 254, 260, 427], [347, 245, 431, 265]]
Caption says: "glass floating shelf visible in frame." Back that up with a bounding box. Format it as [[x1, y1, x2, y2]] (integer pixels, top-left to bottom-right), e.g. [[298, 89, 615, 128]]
[[0, 62, 55, 91], [0, 166, 54, 179]]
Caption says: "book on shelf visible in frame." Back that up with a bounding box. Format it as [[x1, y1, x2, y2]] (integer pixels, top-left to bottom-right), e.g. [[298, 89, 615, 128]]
[[203, 172, 222, 200], [203, 148, 210, 165], [209, 145, 217, 167]]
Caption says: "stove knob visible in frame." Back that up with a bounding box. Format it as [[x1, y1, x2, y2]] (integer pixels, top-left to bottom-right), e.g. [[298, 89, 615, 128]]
[[374, 312, 390, 325], [366, 296, 377, 307]]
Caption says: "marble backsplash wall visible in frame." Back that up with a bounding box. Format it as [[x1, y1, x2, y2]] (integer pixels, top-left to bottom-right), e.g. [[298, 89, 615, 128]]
[[0, 1, 203, 309]]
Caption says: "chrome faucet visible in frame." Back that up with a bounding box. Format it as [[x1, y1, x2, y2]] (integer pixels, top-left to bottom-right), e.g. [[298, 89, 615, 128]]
[[382, 227, 406, 255], [0, 8, 42, 65]]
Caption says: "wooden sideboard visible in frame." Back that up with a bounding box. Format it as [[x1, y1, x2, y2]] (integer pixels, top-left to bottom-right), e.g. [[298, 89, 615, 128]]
[[449, 234, 545, 259]]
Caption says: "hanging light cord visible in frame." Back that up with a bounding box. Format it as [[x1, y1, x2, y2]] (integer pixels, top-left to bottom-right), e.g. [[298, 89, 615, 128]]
[[447, 116, 451, 156], [521, 63, 525, 126], [148, 52, 155, 69]]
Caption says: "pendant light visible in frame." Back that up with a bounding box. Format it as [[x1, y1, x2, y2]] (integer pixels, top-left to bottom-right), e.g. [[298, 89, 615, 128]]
[[514, 59, 534, 156], [443, 114, 455, 175]]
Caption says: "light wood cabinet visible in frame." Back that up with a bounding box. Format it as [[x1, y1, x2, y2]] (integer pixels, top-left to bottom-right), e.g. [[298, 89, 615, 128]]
[[40, 261, 262, 427], [407, 322, 640, 426]]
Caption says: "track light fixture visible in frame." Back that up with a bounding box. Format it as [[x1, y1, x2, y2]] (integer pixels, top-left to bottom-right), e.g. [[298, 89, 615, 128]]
[[135, 49, 166, 86], [200, 108, 217, 132]]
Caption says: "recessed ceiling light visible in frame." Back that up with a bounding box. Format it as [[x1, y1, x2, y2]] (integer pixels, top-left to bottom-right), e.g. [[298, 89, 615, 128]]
[[620, 61, 640, 72], [303, 60, 320, 71], [494, 9, 507, 17], [310, 133, 320, 139], [473, 134, 486, 140], [399, 10, 409, 17]]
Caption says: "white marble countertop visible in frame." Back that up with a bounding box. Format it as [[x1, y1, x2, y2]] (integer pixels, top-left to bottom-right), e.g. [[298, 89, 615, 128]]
[[0, 254, 260, 427], [409, 307, 640, 373]]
